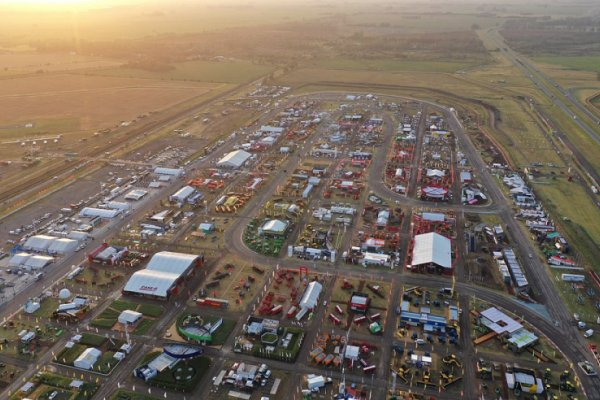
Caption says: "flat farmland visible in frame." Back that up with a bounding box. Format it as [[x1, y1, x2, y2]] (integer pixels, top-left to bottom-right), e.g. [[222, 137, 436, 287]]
[[88, 60, 275, 84], [0, 73, 224, 129], [0, 52, 122, 76], [311, 58, 478, 73]]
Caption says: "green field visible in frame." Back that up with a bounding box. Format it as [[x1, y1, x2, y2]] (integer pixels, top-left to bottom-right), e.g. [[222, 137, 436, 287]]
[[533, 56, 600, 74], [313, 58, 481, 73], [110, 390, 161, 400], [138, 351, 211, 392], [92, 299, 164, 332], [88, 60, 273, 84]]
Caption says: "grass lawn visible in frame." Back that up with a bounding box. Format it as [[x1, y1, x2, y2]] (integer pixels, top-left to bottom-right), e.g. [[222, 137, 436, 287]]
[[202, 316, 236, 346], [91, 308, 119, 329], [56, 344, 86, 365], [133, 319, 154, 335], [90, 60, 273, 84], [31, 297, 60, 319], [136, 304, 164, 318], [79, 333, 107, 347], [110, 300, 138, 312], [110, 390, 161, 400]]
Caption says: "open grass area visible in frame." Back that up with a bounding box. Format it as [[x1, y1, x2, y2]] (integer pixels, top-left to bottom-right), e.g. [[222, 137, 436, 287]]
[[110, 390, 161, 400], [0, 117, 79, 139], [170, 312, 236, 346], [140, 351, 211, 392], [533, 56, 600, 74], [312, 58, 478, 73], [30, 297, 60, 319], [55, 333, 124, 374], [91, 299, 164, 333], [89, 60, 273, 84], [532, 178, 600, 268]]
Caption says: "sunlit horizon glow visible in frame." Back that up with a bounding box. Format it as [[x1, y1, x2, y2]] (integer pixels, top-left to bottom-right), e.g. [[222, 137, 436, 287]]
[[0, 0, 111, 11]]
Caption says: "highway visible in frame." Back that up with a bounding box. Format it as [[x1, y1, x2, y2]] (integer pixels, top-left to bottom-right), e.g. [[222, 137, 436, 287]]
[[484, 29, 600, 184]]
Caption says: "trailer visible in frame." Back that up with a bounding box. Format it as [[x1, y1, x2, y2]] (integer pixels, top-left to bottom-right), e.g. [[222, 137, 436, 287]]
[[353, 315, 367, 325], [286, 306, 297, 318], [370, 313, 381, 321], [363, 365, 376, 374], [329, 313, 341, 325], [561, 273, 585, 282], [270, 305, 283, 315], [335, 305, 344, 315], [197, 297, 229, 309], [314, 352, 326, 364]]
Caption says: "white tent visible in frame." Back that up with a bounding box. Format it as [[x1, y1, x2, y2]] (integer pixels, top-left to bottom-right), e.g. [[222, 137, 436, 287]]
[[216, 150, 251, 169], [412, 232, 452, 269], [125, 189, 148, 200], [299, 281, 322, 310], [79, 207, 121, 219], [146, 251, 199, 275], [9, 252, 31, 267], [426, 169, 445, 178], [48, 238, 78, 254], [118, 310, 143, 325], [106, 201, 131, 211], [153, 167, 184, 177], [74, 347, 101, 370], [170, 186, 195, 203], [123, 270, 180, 299], [24, 255, 53, 270], [123, 251, 200, 299], [23, 235, 56, 252], [363, 252, 391, 266], [68, 231, 90, 241], [260, 219, 289, 235]]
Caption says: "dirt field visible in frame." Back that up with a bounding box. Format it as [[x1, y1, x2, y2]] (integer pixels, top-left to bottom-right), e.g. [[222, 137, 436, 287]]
[[0, 73, 223, 129]]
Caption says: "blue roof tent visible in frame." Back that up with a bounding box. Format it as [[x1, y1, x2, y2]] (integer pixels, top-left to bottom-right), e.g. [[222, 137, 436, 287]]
[[187, 192, 204, 205], [302, 184, 314, 199], [400, 311, 447, 328], [448, 306, 459, 322]]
